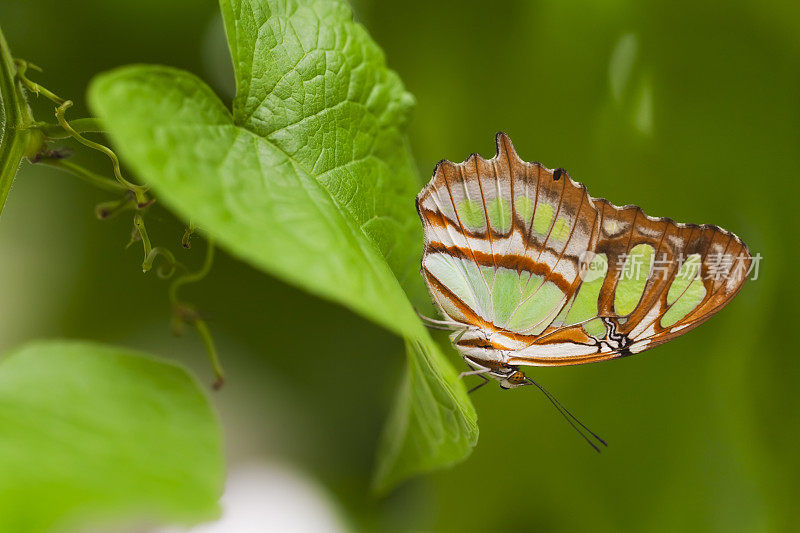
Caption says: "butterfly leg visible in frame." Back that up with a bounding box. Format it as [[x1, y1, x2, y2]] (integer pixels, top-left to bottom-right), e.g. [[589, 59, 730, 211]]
[[458, 367, 492, 378], [415, 308, 462, 330], [467, 374, 490, 394], [458, 360, 492, 394]]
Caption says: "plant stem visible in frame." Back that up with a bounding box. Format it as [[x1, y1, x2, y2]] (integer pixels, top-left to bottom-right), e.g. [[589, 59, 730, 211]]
[[169, 239, 224, 388], [55, 100, 149, 206], [0, 25, 34, 218], [169, 238, 215, 304], [132, 213, 154, 272], [144, 247, 181, 278], [13, 59, 149, 207], [194, 318, 225, 390], [38, 158, 128, 193], [37, 117, 103, 139], [181, 221, 196, 249]]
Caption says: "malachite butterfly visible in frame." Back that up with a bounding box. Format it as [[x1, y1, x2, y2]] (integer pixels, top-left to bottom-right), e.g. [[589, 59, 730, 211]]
[[416, 133, 752, 402]]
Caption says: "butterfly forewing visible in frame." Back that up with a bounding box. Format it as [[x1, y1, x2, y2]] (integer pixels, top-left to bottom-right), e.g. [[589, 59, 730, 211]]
[[419, 135, 599, 338], [417, 133, 751, 366]]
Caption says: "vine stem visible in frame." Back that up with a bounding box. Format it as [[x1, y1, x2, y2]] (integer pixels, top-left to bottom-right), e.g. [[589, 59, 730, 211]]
[[54, 100, 150, 206], [39, 158, 128, 193], [1, 28, 223, 388], [133, 213, 183, 275], [36, 117, 103, 139], [194, 318, 224, 390], [133, 214, 224, 387], [0, 25, 35, 218], [169, 239, 224, 389], [169, 237, 215, 304], [13, 58, 150, 207]]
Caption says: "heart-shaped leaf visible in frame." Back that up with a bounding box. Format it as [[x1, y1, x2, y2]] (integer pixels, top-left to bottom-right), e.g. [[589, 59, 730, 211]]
[[88, 0, 477, 491]]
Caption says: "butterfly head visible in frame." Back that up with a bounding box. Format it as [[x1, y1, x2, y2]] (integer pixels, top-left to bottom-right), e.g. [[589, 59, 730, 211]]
[[499, 369, 528, 390]]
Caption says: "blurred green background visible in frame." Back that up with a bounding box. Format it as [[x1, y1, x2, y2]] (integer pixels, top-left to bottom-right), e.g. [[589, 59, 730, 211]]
[[1, 0, 798, 531]]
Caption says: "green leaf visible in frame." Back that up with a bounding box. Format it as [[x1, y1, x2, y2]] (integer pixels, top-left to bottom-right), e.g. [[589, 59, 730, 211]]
[[373, 339, 478, 494], [220, 0, 428, 307], [0, 340, 223, 532], [88, 0, 476, 490], [89, 64, 418, 339]]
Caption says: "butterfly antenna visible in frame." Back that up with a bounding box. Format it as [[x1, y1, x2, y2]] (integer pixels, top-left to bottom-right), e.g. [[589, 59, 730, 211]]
[[526, 377, 608, 453]]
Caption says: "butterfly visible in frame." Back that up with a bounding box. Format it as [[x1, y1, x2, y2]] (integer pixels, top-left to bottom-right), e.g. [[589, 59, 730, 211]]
[[416, 133, 751, 447]]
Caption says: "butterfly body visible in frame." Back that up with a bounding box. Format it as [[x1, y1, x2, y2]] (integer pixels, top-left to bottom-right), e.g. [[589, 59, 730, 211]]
[[417, 133, 751, 388]]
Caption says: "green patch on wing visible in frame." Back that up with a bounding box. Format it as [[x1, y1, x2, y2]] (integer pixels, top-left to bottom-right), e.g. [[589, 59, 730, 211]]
[[487, 197, 512, 232], [427, 259, 570, 333], [492, 268, 522, 325], [566, 253, 608, 327], [614, 244, 655, 315], [457, 199, 486, 229], [533, 203, 554, 235], [423, 254, 478, 312], [423, 254, 492, 320], [515, 195, 534, 223], [505, 276, 565, 333], [666, 254, 702, 305], [551, 216, 571, 242], [553, 293, 576, 326], [661, 254, 706, 327], [583, 318, 607, 337]]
